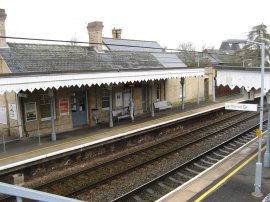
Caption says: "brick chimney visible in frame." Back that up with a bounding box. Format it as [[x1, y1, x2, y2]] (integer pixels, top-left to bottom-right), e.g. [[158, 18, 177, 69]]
[[112, 28, 122, 39], [87, 21, 103, 50], [0, 9, 7, 45]]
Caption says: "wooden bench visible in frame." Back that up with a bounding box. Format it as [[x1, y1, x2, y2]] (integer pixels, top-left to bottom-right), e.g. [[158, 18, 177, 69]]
[[154, 100, 172, 111], [112, 107, 130, 123]]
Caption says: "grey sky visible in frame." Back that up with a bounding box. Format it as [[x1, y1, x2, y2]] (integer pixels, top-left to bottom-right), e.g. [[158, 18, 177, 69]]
[[1, 0, 270, 50]]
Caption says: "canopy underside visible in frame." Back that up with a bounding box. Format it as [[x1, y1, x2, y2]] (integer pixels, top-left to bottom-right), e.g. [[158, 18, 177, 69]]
[[0, 68, 204, 94], [216, 69, 270, 93]]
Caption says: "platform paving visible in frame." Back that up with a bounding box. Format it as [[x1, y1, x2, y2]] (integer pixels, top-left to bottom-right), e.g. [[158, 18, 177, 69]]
[[0, 94, 249, 170], [158, 121, 270, 202], [195, 152, 270, 202]]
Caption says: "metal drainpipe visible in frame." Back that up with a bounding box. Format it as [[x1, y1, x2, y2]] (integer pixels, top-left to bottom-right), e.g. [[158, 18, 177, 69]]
[[15, 94, 23, 138], [212, 77, 216, 102], [180, 77, 185, 110], [109, 86, 113, 128], [4, 92, 10, 136], [49, 89, 56, 141], [151, 82, 155, 117]]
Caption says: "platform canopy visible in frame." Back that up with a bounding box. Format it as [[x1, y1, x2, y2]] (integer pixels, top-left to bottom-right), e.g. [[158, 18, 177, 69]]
[[215, 66, 270, 93], [0, 68, 204, 94]]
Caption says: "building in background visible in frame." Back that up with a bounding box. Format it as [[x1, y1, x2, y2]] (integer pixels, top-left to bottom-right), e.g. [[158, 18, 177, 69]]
[[0, 9, 207, 140]]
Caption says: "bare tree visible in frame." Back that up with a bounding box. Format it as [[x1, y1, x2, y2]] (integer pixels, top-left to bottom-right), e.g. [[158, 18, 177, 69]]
[[178, 42, 212, 67], [178, 42, 196, 66]]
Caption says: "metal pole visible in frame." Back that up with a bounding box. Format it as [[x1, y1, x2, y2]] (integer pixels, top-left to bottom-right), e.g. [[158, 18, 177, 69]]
[[212, 77, 216, 102], [16, 196, 22, 202], [151, 82, 155, 117], [197, 55, 200, 105], [253, 42, 265, 197], [180, 78, 185, 110], [49, 89, 56, 141], [15, 94, 23, 138], [264, 93, 270, 167], [109, 87, 113, 128]]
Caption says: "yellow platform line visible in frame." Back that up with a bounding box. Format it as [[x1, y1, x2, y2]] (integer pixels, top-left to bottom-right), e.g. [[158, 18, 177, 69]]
[[0, 110, 189, 162], [195, 146, 267, 202], [0, 100, 231, 163]]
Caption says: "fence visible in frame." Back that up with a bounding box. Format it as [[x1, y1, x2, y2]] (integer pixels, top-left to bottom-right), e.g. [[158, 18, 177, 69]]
[[0, 182, 83, 202], [0, 124, 43, 153]]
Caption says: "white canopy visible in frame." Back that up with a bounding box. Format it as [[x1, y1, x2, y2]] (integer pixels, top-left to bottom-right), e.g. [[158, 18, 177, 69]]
[[216, 67, 270, 93], [0, 68, 204, 94]]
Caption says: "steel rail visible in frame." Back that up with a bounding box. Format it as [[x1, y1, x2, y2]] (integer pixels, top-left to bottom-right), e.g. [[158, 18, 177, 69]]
[[112, 119, 267, 202], [65, 111, 261, 197], [0, 110, 261, 201]]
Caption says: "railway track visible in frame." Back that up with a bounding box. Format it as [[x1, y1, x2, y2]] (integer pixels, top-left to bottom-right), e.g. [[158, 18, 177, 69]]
[[0, 109, 265, 202], [112, 120, 267, 202]]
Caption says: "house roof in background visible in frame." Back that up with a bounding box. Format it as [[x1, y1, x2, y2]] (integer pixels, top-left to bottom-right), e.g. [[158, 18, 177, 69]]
[[205, 49, 242, 65]]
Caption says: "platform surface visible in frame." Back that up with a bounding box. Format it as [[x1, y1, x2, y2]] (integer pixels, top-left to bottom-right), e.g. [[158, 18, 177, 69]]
[[192, 150, 270, 202], [0, 95, 251, 171]]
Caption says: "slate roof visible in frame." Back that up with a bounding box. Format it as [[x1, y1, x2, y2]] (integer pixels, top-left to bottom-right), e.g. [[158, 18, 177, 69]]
[[103, 38, 163, 52], [205, 49, 242, 65], [0, 43, 186, 74], [152, 53, 186, 68]]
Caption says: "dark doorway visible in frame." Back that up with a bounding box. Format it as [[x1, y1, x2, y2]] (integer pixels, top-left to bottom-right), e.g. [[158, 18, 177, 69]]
[[71, 91, 87, 127], [204, 78, 209, 99]]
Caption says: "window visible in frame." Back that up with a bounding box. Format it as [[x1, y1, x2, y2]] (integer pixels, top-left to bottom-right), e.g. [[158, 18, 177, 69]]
[[123, 87, 131, 107], [102, 89, 110, 109], [25, 102, 37, 122], [40, 94, 55, 121], [156, 83, 161, 101]]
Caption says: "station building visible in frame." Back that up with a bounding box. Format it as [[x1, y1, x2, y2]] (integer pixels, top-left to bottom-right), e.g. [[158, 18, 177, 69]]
[[0, 9, 213, 140]]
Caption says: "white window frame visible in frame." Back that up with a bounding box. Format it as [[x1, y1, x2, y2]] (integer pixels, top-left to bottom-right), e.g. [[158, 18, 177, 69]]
[[123, 87, 131, 107], [101, 88, 110, 110]]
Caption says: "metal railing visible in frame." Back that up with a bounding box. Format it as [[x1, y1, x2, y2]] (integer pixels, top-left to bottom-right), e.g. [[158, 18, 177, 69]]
[[1, 124, 43, 152], [0, 182, 83, 202]]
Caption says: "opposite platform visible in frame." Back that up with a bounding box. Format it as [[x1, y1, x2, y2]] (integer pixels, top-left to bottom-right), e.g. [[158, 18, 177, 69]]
[[0, 95, 249, 171]]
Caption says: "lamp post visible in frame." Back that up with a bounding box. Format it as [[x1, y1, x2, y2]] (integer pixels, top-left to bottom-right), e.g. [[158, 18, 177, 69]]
[[108, 85, 113, 128], [48, 89, 56, 141], [227, 39, 265, 197], [197, 53, 200, 105], [180, 77, 185, 110]]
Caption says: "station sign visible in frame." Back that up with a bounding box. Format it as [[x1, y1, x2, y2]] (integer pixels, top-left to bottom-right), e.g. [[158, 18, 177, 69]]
[[225, 103, 258, 112]]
